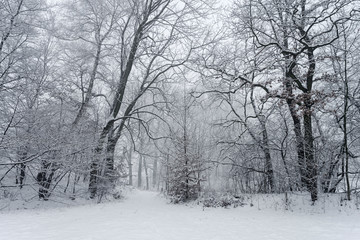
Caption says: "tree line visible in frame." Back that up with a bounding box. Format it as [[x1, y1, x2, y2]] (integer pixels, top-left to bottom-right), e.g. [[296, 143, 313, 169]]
[[0, 0, 359, 204]]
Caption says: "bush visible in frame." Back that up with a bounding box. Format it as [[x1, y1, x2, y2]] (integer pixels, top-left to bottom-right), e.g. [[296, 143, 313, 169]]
[[200, 193, 246, 208]]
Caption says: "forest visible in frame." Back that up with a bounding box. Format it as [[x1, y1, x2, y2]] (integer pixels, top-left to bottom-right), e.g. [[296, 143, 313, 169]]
[[1, 0, 360, 207]]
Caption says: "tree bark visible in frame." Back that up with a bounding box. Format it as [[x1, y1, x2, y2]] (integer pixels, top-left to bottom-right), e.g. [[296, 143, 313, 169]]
[[104, 138, 117, 187], [152, 158, 158, 189], [249, 89, 275, 193], [144, 157, 149, 190], [37, 162, 56, 200], [16, 146, 27, 188], [138, 155, 143, 188], [303, 103, 317, 201], [89, 120, 115, 198], [343, 36, 351, 200], [261, 123, 274, 192], [126, 146, 133, 186]]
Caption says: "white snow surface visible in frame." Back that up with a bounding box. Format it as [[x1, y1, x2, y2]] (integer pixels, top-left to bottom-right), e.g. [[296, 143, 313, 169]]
[[1, 190, 360, 240]]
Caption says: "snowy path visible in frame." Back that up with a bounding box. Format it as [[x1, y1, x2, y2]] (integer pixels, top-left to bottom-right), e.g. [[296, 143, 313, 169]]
[[1, 190, 360, 240]]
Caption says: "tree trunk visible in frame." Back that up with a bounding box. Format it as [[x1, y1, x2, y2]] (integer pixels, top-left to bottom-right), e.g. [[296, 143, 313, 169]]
[[89, 120, 115, 198], [285, 82, 307, 188], [342, 32, 351, 200], [89, 160, 99, 199], [37, 163, 56, 200], [322, 153, 342, 193], [152, 158, 158, 189], [249, 89, 274, 193], [165, 154, 169, 193], [283, 37, 308, 191], [144, 157, 149, 190], [262, 126, 274, 193], [126, 146, 133, 186], [303, 104, 317, 202], [104, 137, 117, 188], [16, 147, 27, 188], [138, 155, 142, 188], [73, 41, 102, 126]]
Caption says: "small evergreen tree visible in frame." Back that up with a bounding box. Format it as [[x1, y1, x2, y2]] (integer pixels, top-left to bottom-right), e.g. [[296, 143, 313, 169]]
[[164, 85, 208, 202]]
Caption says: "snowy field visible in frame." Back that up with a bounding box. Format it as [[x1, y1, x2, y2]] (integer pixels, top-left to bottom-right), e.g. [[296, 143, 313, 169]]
[[1, 190, 360, 240]]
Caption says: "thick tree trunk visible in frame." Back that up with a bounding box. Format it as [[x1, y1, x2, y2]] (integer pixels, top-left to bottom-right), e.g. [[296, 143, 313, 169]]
[[104, 138, 117, 189], [89, 120, 115, 198], [303, 105, 317, 202], [286, 79, 318, 202], [303, 45, 318, 202], [89, 160, 99, 199], [283, 38, 308, 192]]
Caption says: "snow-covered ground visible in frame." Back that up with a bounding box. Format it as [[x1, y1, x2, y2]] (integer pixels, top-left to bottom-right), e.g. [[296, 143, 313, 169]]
[[1, 190, 360, 240]]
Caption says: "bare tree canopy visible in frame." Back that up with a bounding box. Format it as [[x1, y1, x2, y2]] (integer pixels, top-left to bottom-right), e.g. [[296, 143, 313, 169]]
[[0, 0, 359, 206]]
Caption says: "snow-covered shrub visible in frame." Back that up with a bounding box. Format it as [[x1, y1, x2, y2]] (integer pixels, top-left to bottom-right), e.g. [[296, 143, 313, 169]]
[[200, 193, 246, 208], [167, 177, 200, 203]]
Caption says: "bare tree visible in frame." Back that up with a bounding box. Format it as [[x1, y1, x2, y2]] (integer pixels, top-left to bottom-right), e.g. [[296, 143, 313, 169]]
[[88, 0, 211, 198], [229, 0, 358, 201], [59, 0, 119, 126]]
